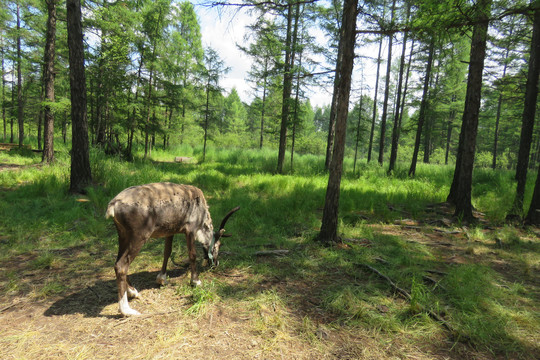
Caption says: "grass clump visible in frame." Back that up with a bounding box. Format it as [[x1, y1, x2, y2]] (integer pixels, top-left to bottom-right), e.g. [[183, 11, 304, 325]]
[[1, 145, 539, 359]]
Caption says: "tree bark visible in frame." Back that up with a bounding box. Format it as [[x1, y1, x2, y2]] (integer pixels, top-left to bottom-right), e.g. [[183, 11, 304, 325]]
[[318, 0, 357, 244], [67, 0, 92, 194], [388, 4, 410, 174], [42, 0, 57, 163], [525, 162, 540, 225], [409, 37, 435, 177], [260, 58, 268, 149], [445, 95, 456, 165], [353, 91, 364, 174], [378, 0, 396, 165], [367, 37, 383, 163], [324, 16, 343, 171], [17, 2, 24, 148], [277, 3, 298, 174], [492, 43, 511, 169], [447, 0, 492, 221], [511, 4, 540, 216], [1, 35, 5, 142]]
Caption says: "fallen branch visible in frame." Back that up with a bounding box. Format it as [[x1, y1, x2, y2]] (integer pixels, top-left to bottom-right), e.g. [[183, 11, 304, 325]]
[[357, 263, 411, 300], [433, 228, 462, 235], [254, 249, 290, 257], [0, 301, 22, 314], [356, 263, 457, 336]]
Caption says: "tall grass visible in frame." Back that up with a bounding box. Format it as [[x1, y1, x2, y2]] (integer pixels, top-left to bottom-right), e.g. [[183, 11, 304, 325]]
[[1, 145, 538, 357]]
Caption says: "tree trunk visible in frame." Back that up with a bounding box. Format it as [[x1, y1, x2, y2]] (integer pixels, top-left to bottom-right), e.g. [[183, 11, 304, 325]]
[[378, 0, 396, 165], [291, 46, 303, 173], [42, 0, 57, 163], [324, 18, 344, 171], [409, 37, 435, 177], [318, 0, 357, 244], [423, 68, 440, 164], [368, 37, 383, 163], [492, 43, 511, 169], [67, 0, 92, 194], [17, 2, 24, 148], [525, 163, 540, 225], [353, 91, 363, 174], [260, 58, 268, 149], [388, 4, 410, 174], [277, 3, 298, 174], [2, 35, 6, 142], [203, 78, 211, 162], [511, 4, 540, 216], [445, 95, 456, 165], [144, 68, 154, 159], [447, 0, 492, 221]]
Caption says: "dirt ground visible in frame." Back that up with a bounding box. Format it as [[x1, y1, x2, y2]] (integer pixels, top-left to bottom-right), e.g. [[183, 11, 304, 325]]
[[1, 204, 539, 359]]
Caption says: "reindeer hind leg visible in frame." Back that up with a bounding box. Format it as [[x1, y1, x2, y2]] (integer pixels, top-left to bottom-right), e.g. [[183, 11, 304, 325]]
[[157, 235, 173, 285], [114, 231, 145, 316]]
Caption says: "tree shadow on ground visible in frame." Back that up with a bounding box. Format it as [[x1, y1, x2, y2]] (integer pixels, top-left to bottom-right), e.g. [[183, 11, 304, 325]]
[[43, 267, 189, 318]]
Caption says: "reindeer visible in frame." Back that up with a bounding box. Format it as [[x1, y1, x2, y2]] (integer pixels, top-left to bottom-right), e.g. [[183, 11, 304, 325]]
[[106, 182, 239, 316]]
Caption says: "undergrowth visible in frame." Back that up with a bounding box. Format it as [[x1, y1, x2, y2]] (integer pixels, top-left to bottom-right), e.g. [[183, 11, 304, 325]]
[[0, 145, 538, 358]]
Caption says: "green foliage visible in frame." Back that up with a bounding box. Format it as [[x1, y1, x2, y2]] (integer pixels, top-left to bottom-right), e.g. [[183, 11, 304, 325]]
[[1, 146, 539, 357]]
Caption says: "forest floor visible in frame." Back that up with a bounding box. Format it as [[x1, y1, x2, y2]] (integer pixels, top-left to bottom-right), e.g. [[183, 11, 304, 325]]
[[1, 206, 539, 359], [1, 147, 539, 359]]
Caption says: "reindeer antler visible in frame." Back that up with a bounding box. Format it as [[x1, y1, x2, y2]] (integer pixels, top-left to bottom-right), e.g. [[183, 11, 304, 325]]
[[219, 206, 240, 231]]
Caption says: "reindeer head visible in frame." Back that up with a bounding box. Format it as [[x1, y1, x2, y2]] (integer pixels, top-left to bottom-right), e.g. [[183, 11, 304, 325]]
[[205, 206, 240, 266]]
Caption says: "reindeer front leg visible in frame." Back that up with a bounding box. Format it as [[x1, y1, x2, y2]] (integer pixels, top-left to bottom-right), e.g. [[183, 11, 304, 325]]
[[186, 232, 201, 286]]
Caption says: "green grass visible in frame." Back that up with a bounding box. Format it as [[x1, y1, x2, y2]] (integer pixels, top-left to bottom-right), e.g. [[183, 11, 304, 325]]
[[1, 144, 539, 358]]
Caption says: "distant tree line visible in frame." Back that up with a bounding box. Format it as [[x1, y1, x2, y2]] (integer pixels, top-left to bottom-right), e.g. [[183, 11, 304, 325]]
[[0, 0, 539, 225]]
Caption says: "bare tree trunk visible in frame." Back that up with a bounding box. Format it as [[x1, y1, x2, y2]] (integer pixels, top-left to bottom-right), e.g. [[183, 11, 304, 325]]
[[277, 3, 299, 174], [290, 48, 303, 173], [1, 35, 6, 142], [409, 37, 435, 177], [378, 0, 396, 165], [67, 0, 92, 194], [525, 162, 540, 225], [492, 44, 511, 169], [318, 0, 357, 244], [260, 58, 268, 149], [388, 4, 410, 174], [324, 28, 343, 170], [368, 37, 383, 163], [144, 52, 155, 159], [353, 91, 364, 174], [42, 0, 57, 163], [16, 1, 24, 148], [203, 78, 210, 162], [445, 95, 456, 165], [423, 67, 440, 164], [511, 4, 540, 216], [447, 0, 492, 221]]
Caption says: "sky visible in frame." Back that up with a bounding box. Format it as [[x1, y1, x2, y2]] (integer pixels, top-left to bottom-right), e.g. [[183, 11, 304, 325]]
[[194, 3, 387, 110], [195, 4, 337, 108]]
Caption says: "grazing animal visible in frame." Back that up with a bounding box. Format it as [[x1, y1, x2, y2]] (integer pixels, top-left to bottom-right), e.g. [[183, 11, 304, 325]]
[[106, 182, 239, 316]]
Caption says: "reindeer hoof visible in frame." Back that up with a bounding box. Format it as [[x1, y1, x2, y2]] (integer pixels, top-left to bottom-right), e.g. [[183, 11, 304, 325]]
[[120, 307, 141, 317], [127, 287, 140, 299], [156, 272, 168, 286]]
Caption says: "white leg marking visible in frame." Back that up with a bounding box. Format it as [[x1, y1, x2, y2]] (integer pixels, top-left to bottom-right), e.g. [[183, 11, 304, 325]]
[[119, 291, 141, 317], [191, 279, 202, 287], [156, 272, 168, 286], [127, 286, 139, 299]]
